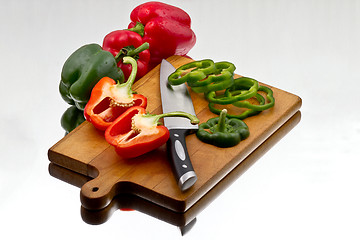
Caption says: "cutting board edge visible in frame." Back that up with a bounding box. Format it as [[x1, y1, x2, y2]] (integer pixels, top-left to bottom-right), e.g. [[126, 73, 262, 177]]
[[48, 145, 89, 176]]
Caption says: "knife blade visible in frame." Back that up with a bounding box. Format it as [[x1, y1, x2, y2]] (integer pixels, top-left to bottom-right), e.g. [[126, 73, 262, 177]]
[[160, 59, 198, 191]]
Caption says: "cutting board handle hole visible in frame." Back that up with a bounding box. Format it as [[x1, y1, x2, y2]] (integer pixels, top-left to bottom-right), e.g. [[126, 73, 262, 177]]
[[92, 187, 99, 192]]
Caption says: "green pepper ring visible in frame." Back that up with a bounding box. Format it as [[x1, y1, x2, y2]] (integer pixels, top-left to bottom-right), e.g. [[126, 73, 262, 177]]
[[206, 77, 259, 105], [187, 61, 236, 87], [190, 75, 234, 93], [232, 85, 275, 111], [188, 61, 235, 93], [167, 59, 216, 86], [208, 93, 265, 119]]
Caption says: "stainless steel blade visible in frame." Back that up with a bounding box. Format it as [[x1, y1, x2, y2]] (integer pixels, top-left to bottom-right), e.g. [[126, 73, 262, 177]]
[[159, 59, 198, 130], [160, 59, 198, 191]]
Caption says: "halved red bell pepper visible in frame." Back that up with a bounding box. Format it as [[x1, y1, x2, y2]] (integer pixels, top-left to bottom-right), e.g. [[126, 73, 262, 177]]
[[102, 30, 150, 80], [84, 57, 147, 131], [105, 106, 199, 159], [128, 1, 196, 68]]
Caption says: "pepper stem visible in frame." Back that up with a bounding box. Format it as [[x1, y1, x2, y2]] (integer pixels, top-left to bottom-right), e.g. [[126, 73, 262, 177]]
[[127, 42, 149, 57], [114, 57, 137, 97], [115, 42, 149, 62], [216, 109, 228, 132], [151, 111, 200, 125], [123, 56, 138, 86], [128, 22, 145, 37]]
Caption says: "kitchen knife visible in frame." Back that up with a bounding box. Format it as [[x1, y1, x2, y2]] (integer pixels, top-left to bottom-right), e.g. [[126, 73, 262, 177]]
[[160, 59, 198, 191]]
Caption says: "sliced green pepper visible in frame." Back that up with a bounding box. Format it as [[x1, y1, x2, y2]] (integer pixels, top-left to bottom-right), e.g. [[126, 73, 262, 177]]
[[196, 109, 250, 148], [232, 85, 275, 111], [167, 59, 216, 86], [168, 60, 275, 121], [167, 59, 236, 93], [189, 61, 236, 93], [206, 77, 259, 105], [207, 77, 275, 119], [208, 93, 265, 119], [59, 43, 125, 111]]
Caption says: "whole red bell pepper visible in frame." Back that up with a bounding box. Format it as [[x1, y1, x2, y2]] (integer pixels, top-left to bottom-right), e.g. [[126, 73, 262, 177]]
[[128, 1, 196, 68], [84, 57, 147, 131], [105, 106, 199, 159], [102, 30, 150, 80]]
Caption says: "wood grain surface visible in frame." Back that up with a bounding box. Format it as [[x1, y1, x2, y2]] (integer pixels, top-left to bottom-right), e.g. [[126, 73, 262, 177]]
[[48, 55, 302, 212]]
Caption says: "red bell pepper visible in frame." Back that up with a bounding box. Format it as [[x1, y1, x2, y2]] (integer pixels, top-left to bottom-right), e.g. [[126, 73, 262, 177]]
[[105, 106, 199, 159], [128, 1, 196, 68], [84, 57, 147, 131], [102, 30, 150, 80]]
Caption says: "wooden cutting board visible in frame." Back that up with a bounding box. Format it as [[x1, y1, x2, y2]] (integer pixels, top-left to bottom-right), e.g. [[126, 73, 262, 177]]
[[49, 111, 301, 226], [48, 55, 302, 212]]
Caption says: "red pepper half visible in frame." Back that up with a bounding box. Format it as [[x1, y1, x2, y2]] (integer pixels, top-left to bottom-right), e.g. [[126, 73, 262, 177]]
[[84, 57, 147, 131], [105, 106, 199, 159], [128, 1, 196, 68], [103, 30, 150, 80]]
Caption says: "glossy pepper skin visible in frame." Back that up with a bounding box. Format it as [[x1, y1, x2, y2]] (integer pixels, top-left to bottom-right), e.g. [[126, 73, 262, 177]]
[[102, 30, 150, 80], [84, 57, 147, 131], [196, 109, 250, 148], [60, 105, 85, 134], [105, 106, 199, 159], [128, 1, 196, 68], [60, 44, 124, 111]]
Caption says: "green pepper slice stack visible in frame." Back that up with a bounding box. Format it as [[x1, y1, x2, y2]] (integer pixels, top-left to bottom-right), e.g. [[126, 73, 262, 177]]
[[167, 59, 216, 86], [207, 77, 275, 119], [206, 77, 259, 104], [168, 59, 235, 93], [168, 59, 275, 120], [167, 58, 276, 147]]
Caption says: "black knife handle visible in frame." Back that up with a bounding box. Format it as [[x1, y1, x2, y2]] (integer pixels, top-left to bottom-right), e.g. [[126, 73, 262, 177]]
[[167, 128, 197, 191]]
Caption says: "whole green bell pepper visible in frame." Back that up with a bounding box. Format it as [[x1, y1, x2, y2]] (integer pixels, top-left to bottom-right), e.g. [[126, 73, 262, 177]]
[[60, 105, 85, 134], [59, 43, 125, 110], [196, 109, 249, 148]]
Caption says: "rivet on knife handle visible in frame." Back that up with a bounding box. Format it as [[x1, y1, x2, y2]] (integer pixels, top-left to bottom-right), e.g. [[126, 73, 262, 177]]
[[167, 129, 197, 191]]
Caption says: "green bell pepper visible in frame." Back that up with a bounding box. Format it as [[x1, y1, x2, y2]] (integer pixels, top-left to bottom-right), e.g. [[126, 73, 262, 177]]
[[60, 105, 85, 134], [59, 43, 125, 110], [196, 109, 250, 148]]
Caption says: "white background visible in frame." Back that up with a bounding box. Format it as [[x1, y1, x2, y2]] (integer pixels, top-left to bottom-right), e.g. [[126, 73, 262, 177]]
[[1, 0, 359, 239]]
